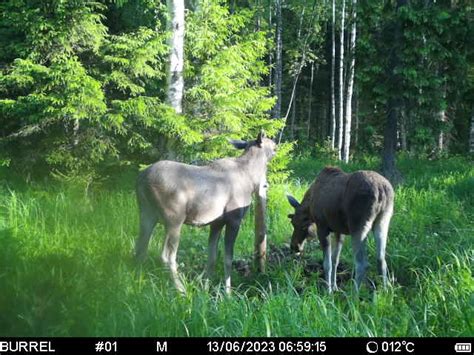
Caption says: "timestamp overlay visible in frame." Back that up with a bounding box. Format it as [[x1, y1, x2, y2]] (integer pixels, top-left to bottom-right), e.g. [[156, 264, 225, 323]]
[[0, 337, 470, 354]]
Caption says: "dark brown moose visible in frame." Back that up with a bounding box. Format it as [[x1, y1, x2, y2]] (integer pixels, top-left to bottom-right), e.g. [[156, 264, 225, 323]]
[[135, 132, 276, 294], [287, 167, 394, 291]]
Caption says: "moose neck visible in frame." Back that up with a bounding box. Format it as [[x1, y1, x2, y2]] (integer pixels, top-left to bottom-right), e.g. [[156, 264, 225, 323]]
[[237, 146, 268, 187]]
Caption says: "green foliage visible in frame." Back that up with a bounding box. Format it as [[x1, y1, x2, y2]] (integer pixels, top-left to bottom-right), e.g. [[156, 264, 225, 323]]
[[268, 141, 294, 184], [185, 0, 281, 161], [0, 0, 107, 62], [0, 0, 112, 176], [283, 0, 327, 73], [356, 0, 472, 155], [100, 27, 168, 97], [1, 0, 471, 178], [0, 56, 111, 176], [0, 0, 286, 179]]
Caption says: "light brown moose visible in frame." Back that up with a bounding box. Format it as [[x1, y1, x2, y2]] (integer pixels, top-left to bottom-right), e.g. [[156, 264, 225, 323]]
[[135, 132, 276, 294], [287, 167, 394, 291]]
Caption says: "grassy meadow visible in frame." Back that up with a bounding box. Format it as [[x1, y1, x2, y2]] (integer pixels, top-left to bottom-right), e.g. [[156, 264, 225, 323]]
[[0, 156, 473, 337]]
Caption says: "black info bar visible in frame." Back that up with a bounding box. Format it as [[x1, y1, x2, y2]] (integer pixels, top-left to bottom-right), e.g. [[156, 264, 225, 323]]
[[0, 338, 471, 355]]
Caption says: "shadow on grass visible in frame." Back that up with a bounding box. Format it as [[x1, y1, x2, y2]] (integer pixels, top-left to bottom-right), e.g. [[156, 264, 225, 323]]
[[448, 175, 474, 209], [0, 228, 138, 336], [0, 230, 90, 335]]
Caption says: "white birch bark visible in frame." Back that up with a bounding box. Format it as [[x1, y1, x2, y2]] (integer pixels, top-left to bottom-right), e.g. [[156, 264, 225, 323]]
[[273, 0, 283, 119], [337, 0, 345, 160], [437, 81, 447, 154], [330, 0, 336, 149], [268, 1, 273, 88], [167, 0, 185, 114], [342, 0, 356, 163], [307, 62, 314, 140]]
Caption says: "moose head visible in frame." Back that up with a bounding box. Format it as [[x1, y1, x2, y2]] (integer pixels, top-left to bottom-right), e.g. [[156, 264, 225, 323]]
[[230, 131, 277, 160], [287, 195, 315, 253]]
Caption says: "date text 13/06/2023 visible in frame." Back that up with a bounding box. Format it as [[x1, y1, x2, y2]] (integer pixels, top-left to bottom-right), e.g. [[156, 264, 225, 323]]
[[207, 340, 327, 353]]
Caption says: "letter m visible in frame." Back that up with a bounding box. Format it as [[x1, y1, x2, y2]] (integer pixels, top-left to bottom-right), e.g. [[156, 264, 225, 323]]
[[156, 341, 167, 352]]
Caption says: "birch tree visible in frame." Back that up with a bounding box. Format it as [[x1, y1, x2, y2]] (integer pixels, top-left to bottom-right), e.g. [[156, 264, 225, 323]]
[[470, 108, 474, 154], [307, 62, 314, 140], [330, 0, 336, 149], [342, 0, 357, 163], [437, 80, 447, 155], [337, 0, 345, 160], [382, 0, 405, 184], [167, 0, 185, 114], [273, 0, 283, 119], [268, 1, 273, 88]]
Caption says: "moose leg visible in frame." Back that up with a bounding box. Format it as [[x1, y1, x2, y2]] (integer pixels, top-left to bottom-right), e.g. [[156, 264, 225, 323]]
[[162, 222, 185, 294], [135, 209, 158, 262], [373, 211, 392, 288], [206, 220, 225, 278], [223, 219, 242, 295], [318, 229, 333, 291], [351, 230, 369, 291], [331, 233, 344, 290]]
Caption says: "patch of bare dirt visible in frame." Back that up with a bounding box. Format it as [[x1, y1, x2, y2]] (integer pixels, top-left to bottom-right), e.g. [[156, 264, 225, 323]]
[[233, 243, 353, 285]]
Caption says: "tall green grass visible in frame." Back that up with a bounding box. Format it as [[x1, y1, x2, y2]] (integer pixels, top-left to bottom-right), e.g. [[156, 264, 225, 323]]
[[0, 156, 472, 336]]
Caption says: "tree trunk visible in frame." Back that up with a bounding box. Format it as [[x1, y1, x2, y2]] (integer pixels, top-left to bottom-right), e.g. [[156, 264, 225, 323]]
[[400, 106, 407, 151], [437, 111, 446, 153], [73, 119, 80, 147], [382, 0, 405, 185], [330, 0, 336, 149], [337, 0, 345, 160], [342, 0, 356, 163], [470, 106, 474, 154], [268, 1, 273, 88], [354, 86, 359, 148], [291, 86, 296, 139], [167, 0, 185, 114], [256, 0, 261, 31], [289, 4, 306, 140], [277, 70, 300, 144], [273, 0, 283, 119], [307, 62, 314, 140], [321, 105, 327, 143], [437, 80, 447, 155]]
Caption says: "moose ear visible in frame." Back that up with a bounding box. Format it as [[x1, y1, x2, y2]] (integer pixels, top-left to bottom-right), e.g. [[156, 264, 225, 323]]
[[256, 130, 266, 146], [229, 139, 248, 150], [287, 195, 300, 209]]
